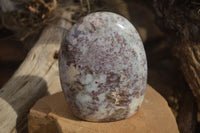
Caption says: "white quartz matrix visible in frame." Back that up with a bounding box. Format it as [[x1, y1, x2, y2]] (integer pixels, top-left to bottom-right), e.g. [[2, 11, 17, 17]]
[[59, 12, 147, 122]]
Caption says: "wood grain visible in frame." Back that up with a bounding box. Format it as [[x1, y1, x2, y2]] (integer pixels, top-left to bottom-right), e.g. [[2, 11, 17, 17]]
[[174, 42, 200, 109], [0, 13, 73, 133]]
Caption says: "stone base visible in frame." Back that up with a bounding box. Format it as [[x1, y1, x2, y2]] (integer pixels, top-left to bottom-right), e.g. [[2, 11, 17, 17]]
[[28, 85, 179, 133]]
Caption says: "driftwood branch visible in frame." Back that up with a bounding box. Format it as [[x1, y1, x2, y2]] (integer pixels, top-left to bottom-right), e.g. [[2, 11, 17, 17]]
[[152, 0, 200, 110], [0, 12, 73, 133], [0, 0, 132, 132], [174, 41, 200, 107]]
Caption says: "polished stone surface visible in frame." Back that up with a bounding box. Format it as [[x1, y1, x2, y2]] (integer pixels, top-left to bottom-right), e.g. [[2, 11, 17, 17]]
[[59, 12, 147, 122]]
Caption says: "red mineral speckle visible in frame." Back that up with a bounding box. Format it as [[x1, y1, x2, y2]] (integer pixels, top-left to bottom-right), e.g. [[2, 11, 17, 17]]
[[59, 12, 147, 122]]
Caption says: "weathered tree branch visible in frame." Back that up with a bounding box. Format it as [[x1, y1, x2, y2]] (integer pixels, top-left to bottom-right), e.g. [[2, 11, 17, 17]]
[[153, 0, 200, 110], [0, 0, 131, 132], [0, 10, 73, 133], [174, 41, 200, 106]]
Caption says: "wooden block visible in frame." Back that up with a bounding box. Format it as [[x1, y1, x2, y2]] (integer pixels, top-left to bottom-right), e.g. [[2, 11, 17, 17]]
[[28, 85, 179, 133]]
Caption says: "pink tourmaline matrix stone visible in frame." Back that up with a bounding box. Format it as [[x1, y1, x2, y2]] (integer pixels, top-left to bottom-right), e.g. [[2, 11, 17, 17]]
[[59, 12, 147, 122]]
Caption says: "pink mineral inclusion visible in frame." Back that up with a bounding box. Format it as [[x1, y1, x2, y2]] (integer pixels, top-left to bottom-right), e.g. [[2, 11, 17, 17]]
[[59, 12, 147, 122]]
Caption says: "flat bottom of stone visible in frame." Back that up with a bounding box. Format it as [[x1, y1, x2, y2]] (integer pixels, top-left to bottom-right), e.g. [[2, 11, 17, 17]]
[[72, 113, 136, 122]]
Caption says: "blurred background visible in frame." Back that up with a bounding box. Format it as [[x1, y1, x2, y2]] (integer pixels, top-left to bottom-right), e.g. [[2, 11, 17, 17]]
[[0, 0, 199, 132]]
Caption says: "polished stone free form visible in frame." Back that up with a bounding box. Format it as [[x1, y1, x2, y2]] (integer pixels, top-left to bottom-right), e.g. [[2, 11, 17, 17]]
[[59, 12, 147, 122]]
